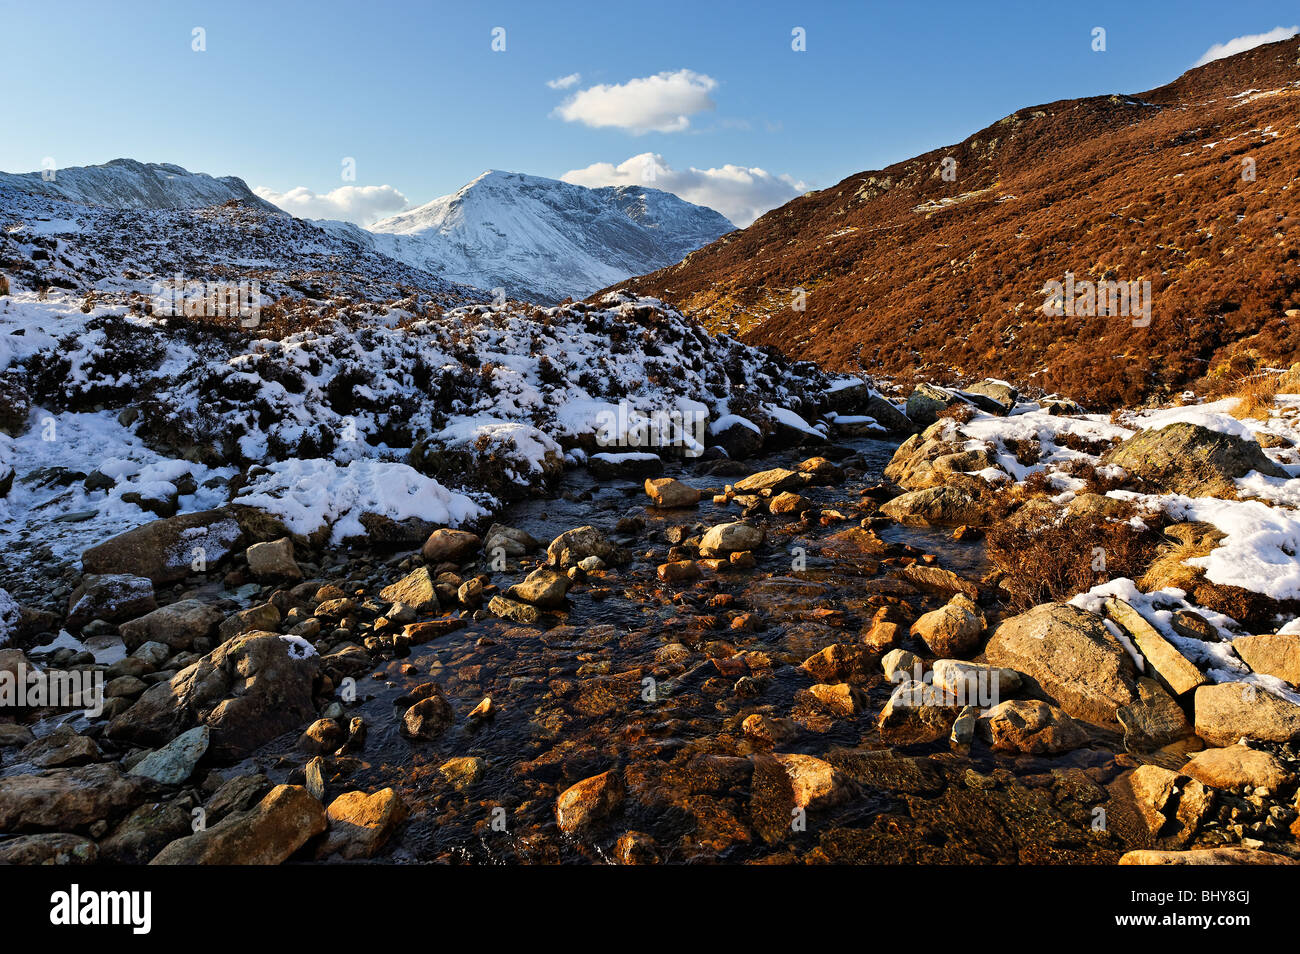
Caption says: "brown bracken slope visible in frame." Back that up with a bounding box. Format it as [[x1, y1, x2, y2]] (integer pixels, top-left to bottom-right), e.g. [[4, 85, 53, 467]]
[[601, 38, 1300, 408]]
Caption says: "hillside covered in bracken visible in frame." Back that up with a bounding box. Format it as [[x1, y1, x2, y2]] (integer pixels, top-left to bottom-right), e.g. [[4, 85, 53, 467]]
[[605, 37, 1300, 409]]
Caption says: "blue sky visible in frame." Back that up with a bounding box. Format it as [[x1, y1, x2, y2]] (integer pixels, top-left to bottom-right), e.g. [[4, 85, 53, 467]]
[[2, 0, 1297, 224]]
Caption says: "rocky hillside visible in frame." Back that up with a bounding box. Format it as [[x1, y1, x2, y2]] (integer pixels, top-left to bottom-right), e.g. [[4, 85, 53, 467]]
[[605, 37, 1300, 408]]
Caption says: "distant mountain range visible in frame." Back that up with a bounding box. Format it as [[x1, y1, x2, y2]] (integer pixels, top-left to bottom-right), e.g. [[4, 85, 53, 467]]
[[0, 161, 733, 304], [605, 35, 1300, 408], [325, 170, 733, 303]]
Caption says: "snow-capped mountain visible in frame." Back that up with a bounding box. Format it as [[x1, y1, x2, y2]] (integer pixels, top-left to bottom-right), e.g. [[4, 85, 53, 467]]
[[0, 158, 282, 213], [354, 170, 735, 303]]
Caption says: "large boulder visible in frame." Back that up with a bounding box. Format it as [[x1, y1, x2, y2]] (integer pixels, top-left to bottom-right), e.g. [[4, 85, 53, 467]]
[[963, 379, 1019, 414], [1193, 682, 1300, 746], [587, 452, 663, 481], [708, 416, 763, 460], [317, 788, 408, 860], [117, 599, 224, 651], [1232, 634, 1300, 685], [0, 763, 154, 833], [1105, 598, 1206, 697], [107, 632, 319, 764], [910, 595, 984, 657], [905, 384, 962, 427], [81, 509, 244, 584], [733, 468, 804, 494], [879, 483, 994, 527], [983, 602, 1139, 726], [1099, 422, 1286, 497], [244, 538, 302, 581], [977, 699, 1089, 754], [379, 566, 439, 614], [1181, 745, 1293, 791], [150, 784, 326, 864], [1120, 846, 1298, 865], [65, 573, 156, 628]]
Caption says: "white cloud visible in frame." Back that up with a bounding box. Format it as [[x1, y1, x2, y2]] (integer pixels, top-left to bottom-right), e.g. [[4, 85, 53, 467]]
[[1194, 25, 1298, 66], [553, 70, 717, 134], [547, 72, 581, 90], [253, 183, 410, 225], [562, 153, 807, 227]]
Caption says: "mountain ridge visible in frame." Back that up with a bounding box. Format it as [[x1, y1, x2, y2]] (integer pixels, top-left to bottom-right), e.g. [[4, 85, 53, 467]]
[[601, 36, 1300, 408]]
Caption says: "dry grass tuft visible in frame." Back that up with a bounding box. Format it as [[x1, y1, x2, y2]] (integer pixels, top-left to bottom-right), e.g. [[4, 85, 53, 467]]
[[1228, 371, 1281, 420]]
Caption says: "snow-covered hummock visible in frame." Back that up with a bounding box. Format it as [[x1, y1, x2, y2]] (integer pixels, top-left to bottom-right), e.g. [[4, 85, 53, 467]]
[[348, 170, 734, 303], [0, 158, 282, 213]]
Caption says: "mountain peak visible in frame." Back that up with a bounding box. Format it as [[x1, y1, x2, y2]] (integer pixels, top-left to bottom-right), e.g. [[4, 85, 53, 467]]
[[365, 171, 733, 302]]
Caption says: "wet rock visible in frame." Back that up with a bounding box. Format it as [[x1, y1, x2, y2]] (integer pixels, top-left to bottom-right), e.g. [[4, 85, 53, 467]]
[[457, 577, 484, 608], [807, 682, 861, 716], [983, 602, 1138, 726], [421, 528, 481, 564], [768, 491, 811, 515], [1182, 745, 1293, 792], [483, 524, 540, 558], [204, 773, 272, 824], [402, 689, 455, 740], [734, 468, 804, 494], [82, 509, 244, 584], [1117, 677, 1197, 753], [1104, 598, 1206, 696], [1194, 683, 1300, 746], [298, 718, 345, 755], [488, 595, 542, 626], [65, 573, 156, 628], [699, 521, 764, 557], [0, 832, 98, 865], [151, 784, 326, 864], [244, 537, 302, 581], [1232, 634, 1300, 686], [614, 831, 660, 864], [439, 756, 485, 790], [878, 679, 962, 745], [743, 713, 799, 745], [556, 770, 624, 833], [318, 788, 408, 860], [118, 599, 223, 651], [0, 724, 35, 748], [0, 763, 153, 833], [507, 566, 570, 608], [129, 726, 210, 785], [802, 643, 866, 683], [379, 566, 440, 614], [910, 595, 984, 657], [657, 560, 700, 584], [1099, 422, 1286, 497], [20, 725, 102, 768], [548, 525, 620, 568], [977, 699, 1089, 754], [588, 452, 663, 480], [645, 477, 701, 508], [107, 632, 319, 764], [750, 752, 849, 843]]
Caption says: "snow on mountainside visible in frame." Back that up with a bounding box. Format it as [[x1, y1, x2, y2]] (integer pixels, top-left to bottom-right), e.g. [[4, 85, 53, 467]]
[[354, 170, 735, 303], [0, 158, 282, 213]]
